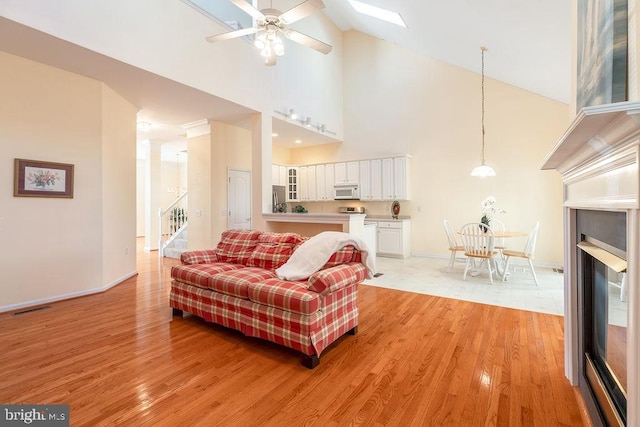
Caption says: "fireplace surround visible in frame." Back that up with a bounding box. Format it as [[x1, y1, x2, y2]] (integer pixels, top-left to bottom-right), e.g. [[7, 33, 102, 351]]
[[542, 101, 640, 426]]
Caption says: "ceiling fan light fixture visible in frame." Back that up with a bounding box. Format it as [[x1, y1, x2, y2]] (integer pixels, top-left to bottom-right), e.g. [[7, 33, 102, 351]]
[[254, 32, 266, 49], [205, 0, 332, 66]]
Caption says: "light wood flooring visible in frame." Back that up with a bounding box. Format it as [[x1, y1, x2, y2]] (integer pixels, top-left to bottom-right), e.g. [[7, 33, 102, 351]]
[[0, 240, 589, 426]]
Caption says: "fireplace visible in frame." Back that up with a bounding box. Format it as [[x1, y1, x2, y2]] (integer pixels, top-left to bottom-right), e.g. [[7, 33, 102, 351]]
[[577, 210, 627, 425], [542, 101, 640, 426]]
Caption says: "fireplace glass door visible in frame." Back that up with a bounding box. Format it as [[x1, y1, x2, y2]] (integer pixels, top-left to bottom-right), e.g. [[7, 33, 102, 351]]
[[579, 238, 627, 425]]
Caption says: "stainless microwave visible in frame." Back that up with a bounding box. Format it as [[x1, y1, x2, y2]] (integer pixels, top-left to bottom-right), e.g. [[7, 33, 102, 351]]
[[334, 184, 360, 200]]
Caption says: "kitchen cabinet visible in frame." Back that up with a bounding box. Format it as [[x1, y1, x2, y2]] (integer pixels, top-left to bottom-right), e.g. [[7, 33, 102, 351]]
[[286, 167, 299, 202], [359, 159, 382, 201], [316, 164, 326, 200], [393, 156, 410, 200], [272, 164, 287, 186], [381, 156, 410, 200], [299, 166, 309, 201], [334, 161, 359, 185], [363, 222, 377, 254], [373, 219, 411, 258], [307, 165, 317, 201], [315, 163, 335, 201]]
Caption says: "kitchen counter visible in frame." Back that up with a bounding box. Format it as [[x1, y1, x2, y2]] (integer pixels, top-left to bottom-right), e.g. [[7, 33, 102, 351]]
[[365, 215, 412, 221], [263, 213, 366, 237]]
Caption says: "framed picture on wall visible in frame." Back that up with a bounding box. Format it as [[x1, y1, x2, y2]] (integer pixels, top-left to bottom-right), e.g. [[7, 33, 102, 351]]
[[576, 0, 628, 112], [14, 158, 74, 198]]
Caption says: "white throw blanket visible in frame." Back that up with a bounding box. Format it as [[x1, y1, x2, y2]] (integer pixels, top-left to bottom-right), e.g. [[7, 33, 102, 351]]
[[276, 231, 377, 281]]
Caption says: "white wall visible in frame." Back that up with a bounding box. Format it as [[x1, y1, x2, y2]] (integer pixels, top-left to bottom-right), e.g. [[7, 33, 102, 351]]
[[0, 52, 136, 311], [0, 0, 345, 138]]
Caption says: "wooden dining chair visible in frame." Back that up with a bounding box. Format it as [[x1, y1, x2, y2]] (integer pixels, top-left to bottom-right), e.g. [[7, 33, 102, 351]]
[[502, 221, 540, 285], [459, 223, 499, 284], [443, 219, 465, 272]]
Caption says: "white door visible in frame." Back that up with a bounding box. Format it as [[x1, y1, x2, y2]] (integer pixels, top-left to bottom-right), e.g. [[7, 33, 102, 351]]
[[228, 169, 251, 229]]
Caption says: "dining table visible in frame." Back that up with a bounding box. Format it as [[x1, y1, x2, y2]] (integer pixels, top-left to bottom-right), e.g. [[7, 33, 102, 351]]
[[458, 229, 528, 278]]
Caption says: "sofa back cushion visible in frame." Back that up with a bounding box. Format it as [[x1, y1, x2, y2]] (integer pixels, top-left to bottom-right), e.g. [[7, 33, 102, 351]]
[[215, 229, 263, 265], [247, 232, 305, 270]]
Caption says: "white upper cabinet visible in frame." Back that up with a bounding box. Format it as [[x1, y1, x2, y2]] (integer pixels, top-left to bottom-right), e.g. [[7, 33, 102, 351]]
[[272, 164, 287, 187], [334, 161, 359, 185], [381, 156, 410, 200], [307, 165, 317, 201], [324, 163, 335, 200], [286, 166, 299, 202], [393, 156, 410, 200], [316, 164, 327, 200], [359, 159, 383, 201], [299, 166, 309, 201], [316, 163, 334, 201], [382, 158, 394, 200]]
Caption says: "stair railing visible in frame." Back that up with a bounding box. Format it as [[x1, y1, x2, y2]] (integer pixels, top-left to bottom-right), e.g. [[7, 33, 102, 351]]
[[159, 192, 188, 257]]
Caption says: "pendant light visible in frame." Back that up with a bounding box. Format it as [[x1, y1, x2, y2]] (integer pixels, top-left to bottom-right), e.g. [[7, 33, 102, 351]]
[[471, 46, 496, 177]]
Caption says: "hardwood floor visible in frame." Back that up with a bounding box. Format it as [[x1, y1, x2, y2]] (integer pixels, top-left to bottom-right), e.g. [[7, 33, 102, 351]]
[[0, 240, 588, 426]]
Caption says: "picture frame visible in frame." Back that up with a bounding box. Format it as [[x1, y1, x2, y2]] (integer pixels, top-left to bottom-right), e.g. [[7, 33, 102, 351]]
[[14, 158, 74, 198]]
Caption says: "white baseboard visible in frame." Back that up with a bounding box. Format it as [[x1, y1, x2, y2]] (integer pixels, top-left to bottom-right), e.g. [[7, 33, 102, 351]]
[[0, 270, 138, 314]]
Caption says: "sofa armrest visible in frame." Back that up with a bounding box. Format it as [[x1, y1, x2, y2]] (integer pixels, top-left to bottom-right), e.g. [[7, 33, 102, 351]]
[[180, 250, 218, 265], [307, 263, 367, 295]]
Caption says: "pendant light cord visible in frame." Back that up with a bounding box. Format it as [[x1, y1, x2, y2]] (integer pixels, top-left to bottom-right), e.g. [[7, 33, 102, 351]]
[[481, 46, 487, 164]]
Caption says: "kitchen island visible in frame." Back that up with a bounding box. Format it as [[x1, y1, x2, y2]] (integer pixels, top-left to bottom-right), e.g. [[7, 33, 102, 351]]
[[262, 213, 366, 238]]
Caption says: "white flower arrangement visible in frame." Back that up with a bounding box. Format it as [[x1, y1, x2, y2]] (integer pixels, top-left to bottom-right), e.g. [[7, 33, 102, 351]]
[[480, 196, 505, 226]]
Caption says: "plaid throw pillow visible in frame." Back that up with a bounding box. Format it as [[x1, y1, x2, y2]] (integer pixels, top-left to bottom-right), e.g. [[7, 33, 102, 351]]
[[247, 243, 294, 270], [214, 229, 263, 265], [246, 232, 304, 270]]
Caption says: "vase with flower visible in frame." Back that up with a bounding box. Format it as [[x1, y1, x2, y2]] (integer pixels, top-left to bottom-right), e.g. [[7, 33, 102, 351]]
[[480, 196, 505, 232]]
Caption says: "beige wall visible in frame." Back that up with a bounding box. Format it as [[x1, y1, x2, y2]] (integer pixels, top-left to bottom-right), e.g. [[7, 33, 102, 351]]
[[286, 31, 570, 266], [101, 84, 138, 285], [187, 122, 252, 250], [0, 52, 137, 310]]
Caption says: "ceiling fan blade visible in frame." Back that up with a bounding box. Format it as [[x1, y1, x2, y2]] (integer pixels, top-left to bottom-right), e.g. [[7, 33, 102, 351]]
[[206, 27, 259, 43], [230, 0, 266, 21], [284, 29, 332, 54], [279, 0, 325, 25]]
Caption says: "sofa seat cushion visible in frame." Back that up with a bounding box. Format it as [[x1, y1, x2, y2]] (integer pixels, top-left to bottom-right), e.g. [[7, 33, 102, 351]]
[[208, 267, 276, 299], [214, 229, 263, 265], [248, 278, 321, 315], [171, 263, 243, 288]]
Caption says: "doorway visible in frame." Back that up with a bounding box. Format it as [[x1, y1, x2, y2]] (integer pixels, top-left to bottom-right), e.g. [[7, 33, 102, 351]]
[[228, 168, 251, 230]]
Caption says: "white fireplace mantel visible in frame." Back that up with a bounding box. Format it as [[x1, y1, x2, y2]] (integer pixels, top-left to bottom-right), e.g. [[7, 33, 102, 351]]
[[542, 100, 640, 426]]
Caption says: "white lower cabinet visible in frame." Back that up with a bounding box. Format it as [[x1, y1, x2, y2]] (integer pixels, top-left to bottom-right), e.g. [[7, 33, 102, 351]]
[[374, 219, 411, 258]]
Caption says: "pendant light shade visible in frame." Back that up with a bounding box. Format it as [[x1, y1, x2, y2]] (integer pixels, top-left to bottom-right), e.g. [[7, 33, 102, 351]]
[[471, 46, 496, 177], [471, 163, 496, 177]]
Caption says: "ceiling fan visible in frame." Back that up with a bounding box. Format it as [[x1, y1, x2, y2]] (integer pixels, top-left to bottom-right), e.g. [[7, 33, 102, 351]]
[[206, 0, 332, 66]]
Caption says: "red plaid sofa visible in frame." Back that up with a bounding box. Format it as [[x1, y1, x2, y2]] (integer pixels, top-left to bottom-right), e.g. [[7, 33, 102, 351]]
[[170, 229, 367, 368]]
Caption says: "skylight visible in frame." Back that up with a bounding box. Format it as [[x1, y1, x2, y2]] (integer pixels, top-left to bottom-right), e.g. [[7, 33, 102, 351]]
[[347, 0, 407, 28]]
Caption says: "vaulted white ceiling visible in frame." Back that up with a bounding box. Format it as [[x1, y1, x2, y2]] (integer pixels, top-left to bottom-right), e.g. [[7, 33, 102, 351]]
[[321, 0, 571, 104], [0, 1, 572, 154]]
